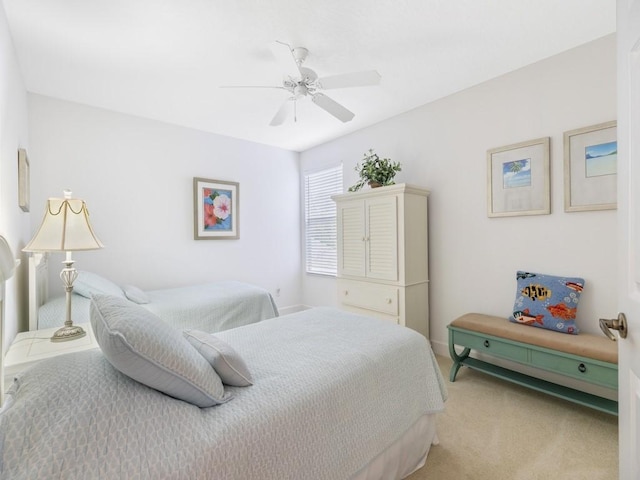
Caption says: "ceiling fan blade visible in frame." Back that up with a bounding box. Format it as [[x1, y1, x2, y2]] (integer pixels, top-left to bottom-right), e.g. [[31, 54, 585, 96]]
[[219, 85, 289, 90], [318, 70, 381, 89], [269, 98, 291, 126], [312, 93, 355, 123], [269, 41, 300, 78]]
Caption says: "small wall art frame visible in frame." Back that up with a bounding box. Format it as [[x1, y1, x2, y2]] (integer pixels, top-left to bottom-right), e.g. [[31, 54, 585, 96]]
[[193, 177, 239, 240], [563, 120, 617, 212], [18, 148, 30, 212], [487, 137, 550, 217]]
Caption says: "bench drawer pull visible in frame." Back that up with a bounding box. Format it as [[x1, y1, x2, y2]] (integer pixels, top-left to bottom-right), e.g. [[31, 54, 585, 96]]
[[483, 340, 490, 348], [578, 363, 587, 373]]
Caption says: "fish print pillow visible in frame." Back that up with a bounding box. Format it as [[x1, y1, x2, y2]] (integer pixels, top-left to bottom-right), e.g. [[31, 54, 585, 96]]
[[509, 271, 584, 334]]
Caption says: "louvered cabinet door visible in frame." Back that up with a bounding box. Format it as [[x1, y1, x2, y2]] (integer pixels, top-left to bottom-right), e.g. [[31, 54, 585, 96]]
[[337, 202, 366, 277], [365, 196, 398, 281]]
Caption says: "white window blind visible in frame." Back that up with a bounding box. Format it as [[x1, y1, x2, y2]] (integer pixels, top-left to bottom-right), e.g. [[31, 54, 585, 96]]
[[304, 165, 343, 275]]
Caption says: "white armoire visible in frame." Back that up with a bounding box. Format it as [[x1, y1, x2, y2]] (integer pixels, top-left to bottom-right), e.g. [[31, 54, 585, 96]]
[[332, 184, 430, 337]]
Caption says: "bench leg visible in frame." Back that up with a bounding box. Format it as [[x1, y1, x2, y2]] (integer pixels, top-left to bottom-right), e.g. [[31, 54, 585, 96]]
[[449, 342, 470, 382]]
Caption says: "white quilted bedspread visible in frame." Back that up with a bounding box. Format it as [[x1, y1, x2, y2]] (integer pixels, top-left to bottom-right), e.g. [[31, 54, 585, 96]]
[[1, 307, 446, 480], [38, 280, 278, 331]]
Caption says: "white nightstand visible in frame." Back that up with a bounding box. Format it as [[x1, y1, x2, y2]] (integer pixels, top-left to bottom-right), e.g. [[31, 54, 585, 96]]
[[4, 323, 99, 389]]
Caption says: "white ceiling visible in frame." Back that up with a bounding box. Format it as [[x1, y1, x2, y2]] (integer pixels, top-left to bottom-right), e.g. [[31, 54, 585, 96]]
[[3, 0, 616, 152]]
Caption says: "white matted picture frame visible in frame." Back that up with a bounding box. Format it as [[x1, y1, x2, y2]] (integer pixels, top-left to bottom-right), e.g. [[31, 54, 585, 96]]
[[563, 120, 617, 212], [18, 148, 30, 212], [193, 177, 239, 240], [487, 137, 550, 217]]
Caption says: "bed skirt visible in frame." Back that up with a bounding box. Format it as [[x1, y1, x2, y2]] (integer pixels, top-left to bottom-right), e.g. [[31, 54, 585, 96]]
[[350, 413, 439, 480]]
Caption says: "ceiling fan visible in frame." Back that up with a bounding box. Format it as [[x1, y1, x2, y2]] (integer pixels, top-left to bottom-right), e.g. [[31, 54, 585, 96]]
[[222, 41, 381, 126]]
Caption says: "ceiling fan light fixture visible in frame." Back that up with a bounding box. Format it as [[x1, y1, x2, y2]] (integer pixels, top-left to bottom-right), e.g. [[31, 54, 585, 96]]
[[294, 84, 308, 96]]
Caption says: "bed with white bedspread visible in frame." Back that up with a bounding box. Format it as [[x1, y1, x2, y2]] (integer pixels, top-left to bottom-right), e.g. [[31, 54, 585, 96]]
[[0, 306, 447, 480], [30, 253, 278, 332]]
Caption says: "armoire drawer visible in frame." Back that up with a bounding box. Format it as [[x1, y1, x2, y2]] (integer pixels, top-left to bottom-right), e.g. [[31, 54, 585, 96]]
[[342, 305, 399, 325], [337, 280, 399, 316]]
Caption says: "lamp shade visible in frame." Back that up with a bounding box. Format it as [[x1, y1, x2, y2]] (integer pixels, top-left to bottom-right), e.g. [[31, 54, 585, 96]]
[[23, 191, 104, 252]]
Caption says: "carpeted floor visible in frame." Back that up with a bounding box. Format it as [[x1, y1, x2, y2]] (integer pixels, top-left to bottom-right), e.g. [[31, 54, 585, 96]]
[[406, 355, 618, 480]]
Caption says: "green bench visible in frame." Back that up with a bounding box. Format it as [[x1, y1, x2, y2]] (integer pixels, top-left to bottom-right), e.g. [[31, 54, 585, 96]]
[[448, 313, 618, 415]]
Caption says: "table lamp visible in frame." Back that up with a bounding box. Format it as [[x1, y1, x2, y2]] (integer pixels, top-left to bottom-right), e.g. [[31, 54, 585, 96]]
[[23, 190, 103, 342]]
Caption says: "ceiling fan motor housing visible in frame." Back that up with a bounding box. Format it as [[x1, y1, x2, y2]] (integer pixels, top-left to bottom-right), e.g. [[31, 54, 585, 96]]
[[292, 47, 309, 65]]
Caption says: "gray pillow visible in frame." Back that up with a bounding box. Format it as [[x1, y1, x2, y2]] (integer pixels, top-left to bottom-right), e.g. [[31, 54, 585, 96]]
[[75, 271, 125, 298], [183, 329, 253, 387], [90, 295, 230, 407], [122, 284, 150, 304]]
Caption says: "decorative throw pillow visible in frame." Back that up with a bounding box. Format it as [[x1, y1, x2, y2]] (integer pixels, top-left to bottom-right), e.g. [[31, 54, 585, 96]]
[[183, 330, 253, 387], [90, 294, 231, 407], [74, 271, 125, 298], [122, 284, 150, 304], [509, 271, 584, 334]]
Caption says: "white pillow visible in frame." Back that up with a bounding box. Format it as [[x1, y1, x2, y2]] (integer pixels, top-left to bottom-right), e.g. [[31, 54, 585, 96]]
[[183, 330, 253, 387], [90, 295, 230, 407], [122, 284, 150, 304], [74, 271, 124, 298]]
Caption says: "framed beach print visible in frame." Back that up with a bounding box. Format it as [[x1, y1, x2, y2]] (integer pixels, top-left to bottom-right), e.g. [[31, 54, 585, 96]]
[[563, 121, 617, 212], [18, 148, 30, 212], [193, 177, 239, 240], [487, 137, 550, 217]]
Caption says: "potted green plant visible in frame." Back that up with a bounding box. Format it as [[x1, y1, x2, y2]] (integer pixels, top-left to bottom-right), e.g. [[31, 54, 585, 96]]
[[348, 149, 402, 192]]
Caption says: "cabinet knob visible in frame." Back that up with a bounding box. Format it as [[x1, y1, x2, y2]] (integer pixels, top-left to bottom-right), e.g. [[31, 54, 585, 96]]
[[578, 363, 587, 373], [362, 237, 366, 242], [386, 298, 392, 304], [344, 290, 349, 296], [483, 340, 490, 348]]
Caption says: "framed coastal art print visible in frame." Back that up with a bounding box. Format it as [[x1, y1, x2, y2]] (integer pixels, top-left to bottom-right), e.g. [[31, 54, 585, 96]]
[[563, 121, 617, 212], [193, 177, 239, 240], [487, 137, 550, 217]]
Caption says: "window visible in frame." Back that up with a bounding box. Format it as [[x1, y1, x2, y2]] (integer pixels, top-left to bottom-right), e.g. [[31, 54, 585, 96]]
[[304, 165, 343, 275]]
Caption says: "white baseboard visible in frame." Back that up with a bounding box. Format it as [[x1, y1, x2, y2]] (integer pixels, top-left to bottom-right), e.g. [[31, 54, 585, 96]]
[[430, 339, 449, 358]]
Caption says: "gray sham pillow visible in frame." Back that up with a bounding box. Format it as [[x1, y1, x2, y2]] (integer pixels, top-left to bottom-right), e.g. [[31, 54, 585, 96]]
[[74, 271, 125, 298], [183, 329, 253, 387], [90, 295, 230, 407], [122, 284, 150, 304]]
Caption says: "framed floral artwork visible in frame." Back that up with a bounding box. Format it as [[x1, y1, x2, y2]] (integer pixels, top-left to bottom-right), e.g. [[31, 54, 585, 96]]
[[193, 177, 239, 240]]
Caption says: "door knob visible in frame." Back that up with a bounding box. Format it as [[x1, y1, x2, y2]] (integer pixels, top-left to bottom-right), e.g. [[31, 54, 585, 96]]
[[599, 313, 628, 341]]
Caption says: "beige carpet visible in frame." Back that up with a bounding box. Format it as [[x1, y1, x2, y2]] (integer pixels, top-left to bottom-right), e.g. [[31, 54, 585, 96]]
[[406, 355, 618, 480]]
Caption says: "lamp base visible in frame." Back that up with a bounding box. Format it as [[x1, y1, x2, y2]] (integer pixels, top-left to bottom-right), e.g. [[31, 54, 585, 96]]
[[50, 324, 86, 342]]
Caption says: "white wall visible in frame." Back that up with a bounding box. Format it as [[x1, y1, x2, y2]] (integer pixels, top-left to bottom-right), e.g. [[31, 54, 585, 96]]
[[27, 96, 302, 310], [301, 34, 617, 355], [0, 2, 30, 352]]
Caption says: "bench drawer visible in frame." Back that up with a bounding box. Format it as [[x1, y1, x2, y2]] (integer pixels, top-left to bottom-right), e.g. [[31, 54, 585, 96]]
[[530, 350, 618, 389], [451, 329, 528, 363]]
